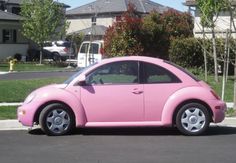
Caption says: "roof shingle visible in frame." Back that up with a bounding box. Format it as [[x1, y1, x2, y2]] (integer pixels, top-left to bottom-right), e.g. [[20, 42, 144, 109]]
[[66, 0, 171, 16], [0, 10, 22, 21]]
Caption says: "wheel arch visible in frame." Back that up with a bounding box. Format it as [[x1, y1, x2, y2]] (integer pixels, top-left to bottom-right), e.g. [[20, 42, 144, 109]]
[[33, 100, 86, 127], [34, 101, 73, 124], [172, 99, 213, 125]]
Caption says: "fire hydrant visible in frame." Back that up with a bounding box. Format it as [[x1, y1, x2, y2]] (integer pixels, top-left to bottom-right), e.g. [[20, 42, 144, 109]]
[[9, 59, 16, 72]]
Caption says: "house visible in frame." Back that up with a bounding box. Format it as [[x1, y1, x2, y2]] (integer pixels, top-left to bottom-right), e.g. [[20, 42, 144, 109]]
[[0, 0, 69, 61], [66, 0, 172, 37], [184, 0, 236, 38], [0, 0, 28, 60]]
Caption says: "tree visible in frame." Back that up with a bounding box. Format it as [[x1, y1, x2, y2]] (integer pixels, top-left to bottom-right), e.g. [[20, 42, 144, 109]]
[[196, 0, 227, 82], [142, 10, 193, 59], [20, 0, 68, 64], [103, 4, 144, 57]]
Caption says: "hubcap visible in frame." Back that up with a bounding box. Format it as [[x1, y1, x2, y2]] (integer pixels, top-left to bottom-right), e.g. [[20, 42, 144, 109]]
[[46, 109, 70, 134], [181, 107, 206, 133]]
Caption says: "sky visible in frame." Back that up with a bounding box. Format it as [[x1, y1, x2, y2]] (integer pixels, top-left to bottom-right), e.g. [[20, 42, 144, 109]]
[[57, 0, 187, 12]]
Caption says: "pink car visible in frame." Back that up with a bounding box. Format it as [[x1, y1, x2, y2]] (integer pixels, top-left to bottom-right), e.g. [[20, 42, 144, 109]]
[[18, 56, 226, 136]]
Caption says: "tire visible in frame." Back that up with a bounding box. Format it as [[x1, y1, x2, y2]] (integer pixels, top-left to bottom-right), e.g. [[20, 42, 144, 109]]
[[39, 103, 75, 136], [52, 52, 61, 62], [176, 103, 210, 136]]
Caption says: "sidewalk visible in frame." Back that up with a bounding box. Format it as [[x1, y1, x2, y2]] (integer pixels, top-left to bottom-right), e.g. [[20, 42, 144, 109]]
[[0, 118, 236, 131]]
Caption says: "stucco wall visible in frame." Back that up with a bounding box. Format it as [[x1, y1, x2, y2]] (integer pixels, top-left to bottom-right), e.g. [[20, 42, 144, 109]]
[[193, 9, 236, 38], [67, 17, 113, 34], [0, 44, 28, 60]]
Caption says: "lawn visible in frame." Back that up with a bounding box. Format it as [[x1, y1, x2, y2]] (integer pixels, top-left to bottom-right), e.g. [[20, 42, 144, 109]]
[[0, 77, 67, 102], [0, 106, 17, 119]]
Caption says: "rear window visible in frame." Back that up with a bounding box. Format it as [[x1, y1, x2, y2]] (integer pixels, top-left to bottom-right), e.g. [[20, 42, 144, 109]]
[[56, 41, 70, 47], [164, 61, 200, 81], [89, 43, 99, 54]]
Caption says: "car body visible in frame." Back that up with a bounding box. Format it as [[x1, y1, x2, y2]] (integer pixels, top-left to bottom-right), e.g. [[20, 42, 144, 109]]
[[43, 41, 74, 61], [18, 56, 226, 136], [77, 40, 104, 67]]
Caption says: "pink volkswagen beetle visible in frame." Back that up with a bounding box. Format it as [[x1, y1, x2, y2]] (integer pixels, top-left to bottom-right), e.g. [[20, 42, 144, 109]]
[[18, 56, 226, 136]]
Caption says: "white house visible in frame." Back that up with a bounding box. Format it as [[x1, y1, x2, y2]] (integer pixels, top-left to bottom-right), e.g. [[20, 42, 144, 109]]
[[66, 0, 172, 36], [184, 0, 236, 38]]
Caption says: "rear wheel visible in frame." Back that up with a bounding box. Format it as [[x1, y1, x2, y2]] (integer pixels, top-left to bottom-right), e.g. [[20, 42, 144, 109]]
[[39, 103, 75, 136], [176, 103, 210, 136], [52, 52, 61, 62]]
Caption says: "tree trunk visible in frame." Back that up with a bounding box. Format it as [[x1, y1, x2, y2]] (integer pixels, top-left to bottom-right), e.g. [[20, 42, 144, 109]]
[[39, 44, 43, 65], [212, 27, 219, 83], [234, 53, 236, 110], [222, 29, 229, 100], [202, 27, 208, 82]]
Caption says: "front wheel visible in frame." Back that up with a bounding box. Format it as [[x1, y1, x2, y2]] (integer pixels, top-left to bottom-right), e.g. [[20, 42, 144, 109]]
[[176, 103, 210, 136], [39, 103, 75, 136]]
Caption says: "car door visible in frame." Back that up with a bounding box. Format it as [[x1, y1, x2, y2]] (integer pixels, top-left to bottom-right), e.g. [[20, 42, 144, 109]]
[[141, 62, 183, 121], [80, 61, 144, 122]]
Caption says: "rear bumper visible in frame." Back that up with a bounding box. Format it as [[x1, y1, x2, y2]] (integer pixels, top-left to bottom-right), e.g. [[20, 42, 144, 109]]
[[210, 100, 226, 123]]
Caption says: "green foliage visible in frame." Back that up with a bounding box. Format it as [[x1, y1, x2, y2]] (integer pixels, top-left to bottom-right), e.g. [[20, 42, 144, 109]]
[[197, 0, 228, 27], [169, 38, 204, 68], [104, 4, 144, 57], [20, 0, 68, 63], [142, 10, 193, 59], [104, 5, 193, 59], [162, 10, 194, 38]]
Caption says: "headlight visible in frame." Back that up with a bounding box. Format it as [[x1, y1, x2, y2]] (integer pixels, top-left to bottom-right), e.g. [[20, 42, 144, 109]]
[[24, 93, 36, 104]]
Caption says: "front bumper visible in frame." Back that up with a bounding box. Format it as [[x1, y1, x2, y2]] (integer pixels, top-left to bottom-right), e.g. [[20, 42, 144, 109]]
[[17, 103, 37, 127]]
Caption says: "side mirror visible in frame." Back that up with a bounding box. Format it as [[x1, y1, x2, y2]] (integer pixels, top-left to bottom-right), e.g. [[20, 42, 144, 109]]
[[77, 75, 86, 86]]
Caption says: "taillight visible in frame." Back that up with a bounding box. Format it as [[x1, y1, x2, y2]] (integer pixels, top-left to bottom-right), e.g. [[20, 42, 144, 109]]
[[100, 47, 104, 55], [64, 48, 69, 52], [210, 90, 221, 100]]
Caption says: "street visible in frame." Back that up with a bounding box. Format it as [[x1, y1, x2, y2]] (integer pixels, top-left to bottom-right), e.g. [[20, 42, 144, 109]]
[[1, 126, 236, 163]]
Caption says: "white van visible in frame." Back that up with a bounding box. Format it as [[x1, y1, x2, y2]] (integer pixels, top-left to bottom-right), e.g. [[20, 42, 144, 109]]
[[77, 40, 104, 67]]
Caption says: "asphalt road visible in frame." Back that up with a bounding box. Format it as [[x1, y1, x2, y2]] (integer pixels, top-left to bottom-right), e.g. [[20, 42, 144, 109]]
[[0, 71, 76, 80], [1, 126, 236, 163]]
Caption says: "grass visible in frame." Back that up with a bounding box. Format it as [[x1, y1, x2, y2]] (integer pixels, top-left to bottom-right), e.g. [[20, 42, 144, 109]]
[[0, 77, 67, 102], [0, 106, 17, 119], [0, 62, 74, 72], [203, 76, 234, 102]]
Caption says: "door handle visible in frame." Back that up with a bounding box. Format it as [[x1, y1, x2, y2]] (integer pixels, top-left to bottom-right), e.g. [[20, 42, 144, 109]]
[[132, 90, 143, 94]]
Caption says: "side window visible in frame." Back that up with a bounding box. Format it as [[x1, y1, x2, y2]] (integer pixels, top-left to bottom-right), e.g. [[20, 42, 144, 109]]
[[142, 62, 181, 84], [80, 43, 89, 53], [86, 61, 139, 85]]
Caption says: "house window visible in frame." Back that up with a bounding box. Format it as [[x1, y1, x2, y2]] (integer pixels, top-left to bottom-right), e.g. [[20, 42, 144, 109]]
[[12, 7, 21, 15], [2, 29, 17, 43]]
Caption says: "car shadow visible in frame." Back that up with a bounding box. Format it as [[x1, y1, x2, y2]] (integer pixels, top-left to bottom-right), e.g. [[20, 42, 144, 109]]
[[28, 126, 236, 136]]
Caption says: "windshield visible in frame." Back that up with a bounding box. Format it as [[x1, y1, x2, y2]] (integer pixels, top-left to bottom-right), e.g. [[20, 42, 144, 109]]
[[64, 63, 97, 84]]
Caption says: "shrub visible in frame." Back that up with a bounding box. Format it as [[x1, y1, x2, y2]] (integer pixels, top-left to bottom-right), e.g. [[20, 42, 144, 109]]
[[169, 38, 202, 67], [14, 53, 22, 61]]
